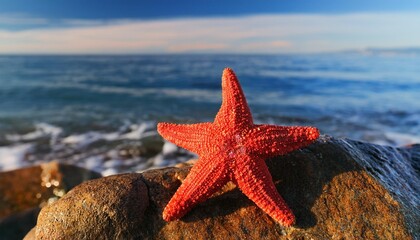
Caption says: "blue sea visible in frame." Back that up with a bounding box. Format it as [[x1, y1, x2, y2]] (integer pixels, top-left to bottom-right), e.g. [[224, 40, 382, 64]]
[[0, 53, 419, 173]]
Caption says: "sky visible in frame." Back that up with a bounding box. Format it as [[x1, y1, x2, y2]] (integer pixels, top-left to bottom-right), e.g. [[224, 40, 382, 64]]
[[1, 0, 420, 54]]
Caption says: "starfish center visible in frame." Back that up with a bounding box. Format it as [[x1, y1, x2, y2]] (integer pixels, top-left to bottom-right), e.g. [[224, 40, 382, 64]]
[[222, 133, 247, 158]]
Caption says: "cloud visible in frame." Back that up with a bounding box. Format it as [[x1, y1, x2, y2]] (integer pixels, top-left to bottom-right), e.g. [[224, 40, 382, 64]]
[[167, 43, 228, 52], [0, 13, 48, 26], [0, 12, 419, 54]]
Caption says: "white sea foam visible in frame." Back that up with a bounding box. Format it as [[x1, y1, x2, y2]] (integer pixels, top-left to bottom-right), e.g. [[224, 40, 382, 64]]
[[101, 168, 119, 177], [0, 143, 33, 171], [151, 154, 166, 167], [2, 118, 417, 175], [119, 123, 150, 140], [84, 155, 104, 171], [162, 141, 178, 156], [61, 122, 157, 148], [0, 121, 173, 173], [384, 132, 420, 146], [103, 159, 122, 168], [62, 132, 104, 148], [6, 123, 63, 145]]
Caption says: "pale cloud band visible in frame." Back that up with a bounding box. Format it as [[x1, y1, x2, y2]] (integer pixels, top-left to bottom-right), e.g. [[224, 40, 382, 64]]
[[0, 12, 419, 54]]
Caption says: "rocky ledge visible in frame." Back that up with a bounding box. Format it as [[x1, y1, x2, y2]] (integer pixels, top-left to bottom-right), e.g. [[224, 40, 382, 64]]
[[26, 135, 418, 239], [0, 162, 101, 239]]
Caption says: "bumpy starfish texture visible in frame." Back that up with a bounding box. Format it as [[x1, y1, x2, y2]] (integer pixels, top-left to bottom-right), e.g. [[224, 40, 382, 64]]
[[158, 68, 319, 226]]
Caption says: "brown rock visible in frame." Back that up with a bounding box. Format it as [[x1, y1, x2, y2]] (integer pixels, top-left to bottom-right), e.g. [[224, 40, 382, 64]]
[[35, 174, 149, 239], [173, 159, 197, 168], [140, 138, 413, 240], [29, 136, 415, 239], [23, 227, 36, 240], [0, 161, 101, 240]]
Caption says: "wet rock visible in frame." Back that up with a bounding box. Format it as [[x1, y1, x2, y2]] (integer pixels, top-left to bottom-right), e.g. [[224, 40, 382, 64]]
[[0, 161, 101, 240], [35, 174, 148, 239], [29, 136, 416, 239], [339, 140, 420, 239], [139, 136, 414, 240], [173, 159, 197, 168]]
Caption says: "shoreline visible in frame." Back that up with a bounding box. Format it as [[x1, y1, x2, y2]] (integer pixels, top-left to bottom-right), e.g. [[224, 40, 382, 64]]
[[1, 120, 419, 174]]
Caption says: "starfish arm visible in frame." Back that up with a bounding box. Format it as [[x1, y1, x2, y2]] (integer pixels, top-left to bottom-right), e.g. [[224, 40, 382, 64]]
[[163, 156, 230, 221], [246, 124, 319, 158], [234, 155, 295, 226], [157, 122, 214, 154], [214, 68, 253, 128]]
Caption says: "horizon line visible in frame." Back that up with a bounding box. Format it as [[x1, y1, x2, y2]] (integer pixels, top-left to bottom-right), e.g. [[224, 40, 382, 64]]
[[1, 46, 420, 56]]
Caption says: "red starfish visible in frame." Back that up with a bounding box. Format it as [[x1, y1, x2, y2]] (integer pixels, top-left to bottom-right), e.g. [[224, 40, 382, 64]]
[[158, 68, 319, 226]]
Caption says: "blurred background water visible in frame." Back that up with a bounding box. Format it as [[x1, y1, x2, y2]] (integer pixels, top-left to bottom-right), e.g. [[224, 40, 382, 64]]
[[0, 53, 419, 174]]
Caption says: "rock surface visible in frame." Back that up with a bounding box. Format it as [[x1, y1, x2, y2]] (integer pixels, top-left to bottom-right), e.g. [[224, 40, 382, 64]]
[[29, 136, 416, 239], [35, 174, 149, 239], [0, 161, 101, 240]]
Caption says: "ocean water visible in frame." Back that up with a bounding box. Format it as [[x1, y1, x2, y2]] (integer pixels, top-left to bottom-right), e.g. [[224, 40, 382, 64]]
[[0, 53, 419, 174]]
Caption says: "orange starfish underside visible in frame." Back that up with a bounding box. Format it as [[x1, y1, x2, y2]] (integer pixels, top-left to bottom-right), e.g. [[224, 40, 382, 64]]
[[158, 68, 319, 226]]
